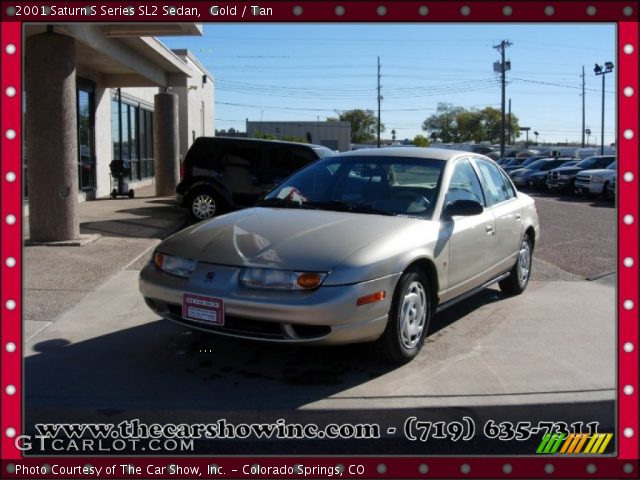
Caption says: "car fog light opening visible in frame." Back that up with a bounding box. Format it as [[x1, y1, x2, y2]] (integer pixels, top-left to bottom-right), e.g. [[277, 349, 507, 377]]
[[357, 291, 386, 306]]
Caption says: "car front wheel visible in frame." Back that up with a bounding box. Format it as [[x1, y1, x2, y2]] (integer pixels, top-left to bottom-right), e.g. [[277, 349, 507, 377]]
[[499, 233, 532, 295], [374, 267, 431, 363]]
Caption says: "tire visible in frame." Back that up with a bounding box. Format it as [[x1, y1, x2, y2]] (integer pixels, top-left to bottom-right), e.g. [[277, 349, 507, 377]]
[[128, 189, 135, 199], [373, 267, 431, 363], [188, 188, 223, 221], [499, 233, 533, 295], [600, 181, 609, 199]]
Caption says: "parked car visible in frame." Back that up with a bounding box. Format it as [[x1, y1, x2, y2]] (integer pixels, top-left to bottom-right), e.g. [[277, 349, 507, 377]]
[[176, 137, 335, 220], [528, 160, 578, 190], [502, 156, 547, 174], [574, 161, 616, 196], [510, 158, 573, 187], [546, 155, 615, 192], [140, 147, 540, 363]]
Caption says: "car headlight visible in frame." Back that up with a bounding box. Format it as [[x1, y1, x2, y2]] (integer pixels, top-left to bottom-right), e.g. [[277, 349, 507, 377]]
[[592, 175, 605, 182], [239, 268, 326, 290], [153, 252, 197, 278], [558, 174, 571, 180]]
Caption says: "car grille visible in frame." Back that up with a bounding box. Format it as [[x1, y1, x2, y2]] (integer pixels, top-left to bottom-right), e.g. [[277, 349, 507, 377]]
[[575, 175, 590, 187]]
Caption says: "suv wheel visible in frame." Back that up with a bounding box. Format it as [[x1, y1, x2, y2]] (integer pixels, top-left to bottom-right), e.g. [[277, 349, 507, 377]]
[[373, 267, 431, 363], [189, 189, 222, 220]]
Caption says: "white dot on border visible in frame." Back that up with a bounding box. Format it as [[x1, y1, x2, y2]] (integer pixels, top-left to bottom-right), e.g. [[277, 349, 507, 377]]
[[5, 86, 16, 97], [5, 342, 16, 353], [5, 6, 16, 16], [5, 44, 16, 55], [5, 427, 16, 438], [5, 171, 16, 182], [377, 6, 387, 16], [335, 5, 345, 16], [5, 214, 16, 225], [461, 464, 471, 474], [623, 214, 634, 225], [623, 300, 634, 310], [503, 464, 513, 474], [5, 300, 16, 310], [624, 172, 634, 182], [586, 464, 597, 474], [623, 6, 634, 16], [5, 129, 16, 140], [623, 427, 634, 438], [623, 130, 634, 140], [460, 6, 471, 16], [586, 6, 596, 16], [5, 385, 16, 395], [292, 6, 303, 16], [418, 464, 429, 474], [623, 463, 634, 474], [623, 44, 635, 55], [623, 257, 634, 267], [503, 6, 512, 16], [624, 342, 634, 353], [418, 6, 429, 16], [623, 385, 634, 395], [624, 87, 635, 97], [544, 6, 555, 16], [377, 464, 387, 474], [545, 464, 555, 474]]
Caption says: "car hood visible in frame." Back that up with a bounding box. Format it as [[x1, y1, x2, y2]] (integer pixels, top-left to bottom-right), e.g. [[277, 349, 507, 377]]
[[577, 168, 615, 176], [158, 207, 441, 277], [510, 168, 531, 175]]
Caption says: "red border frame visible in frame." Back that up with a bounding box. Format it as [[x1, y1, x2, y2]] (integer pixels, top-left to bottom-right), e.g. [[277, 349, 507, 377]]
[[1, 1, 638, 478]]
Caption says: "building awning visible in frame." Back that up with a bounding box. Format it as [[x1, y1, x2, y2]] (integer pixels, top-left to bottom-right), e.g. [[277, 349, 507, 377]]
[[25, 24, 204, 87]]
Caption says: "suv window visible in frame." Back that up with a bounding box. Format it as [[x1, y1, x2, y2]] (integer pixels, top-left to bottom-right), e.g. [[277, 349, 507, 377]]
[[220, 144, 261, 193], [475, 158, 514, 206], [446, 159, 485, 205]]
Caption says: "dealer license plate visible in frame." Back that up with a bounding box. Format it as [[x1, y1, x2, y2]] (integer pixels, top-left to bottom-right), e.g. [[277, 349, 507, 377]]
[[182, 293, 224, 326]]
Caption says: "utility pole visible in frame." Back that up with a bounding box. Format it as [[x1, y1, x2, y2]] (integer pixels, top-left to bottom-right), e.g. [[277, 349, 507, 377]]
[[493, 40, 512, 158], [581, 66, 586, 148], [507, 98, 512, 145], [377, 56, 382, 148]]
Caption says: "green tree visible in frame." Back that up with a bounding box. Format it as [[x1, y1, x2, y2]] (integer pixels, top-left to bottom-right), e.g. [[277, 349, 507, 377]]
[[412, 134, 430, 147], [252, 131, 277, 140], [422, 104, 520, 144], [338, 109, 384, 143]]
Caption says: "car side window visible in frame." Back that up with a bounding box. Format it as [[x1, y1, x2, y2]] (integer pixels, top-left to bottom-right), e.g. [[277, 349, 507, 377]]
[[446, 159, 485, 206], [474, 159, 514, 206]]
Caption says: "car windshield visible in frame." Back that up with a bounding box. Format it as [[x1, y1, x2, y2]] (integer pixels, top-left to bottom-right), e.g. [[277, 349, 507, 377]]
[[576, 156, 611, 169], [525, 159, 547, 170], [606, 161, 616, 170], [313, 147, 336, 158], [262, 155, 445, 219]]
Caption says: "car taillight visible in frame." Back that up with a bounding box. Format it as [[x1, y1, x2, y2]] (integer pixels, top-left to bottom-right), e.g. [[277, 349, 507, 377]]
[[179, 162, 185, 181]]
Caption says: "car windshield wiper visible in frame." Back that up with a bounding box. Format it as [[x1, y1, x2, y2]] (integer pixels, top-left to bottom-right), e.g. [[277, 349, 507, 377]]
[[257, 198, 319, 209], [303, 200, 396, 216]]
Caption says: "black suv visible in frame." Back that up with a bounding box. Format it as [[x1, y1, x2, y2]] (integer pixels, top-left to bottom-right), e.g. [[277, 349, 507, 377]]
[[176, 137, 334, 220], [546, 155, 615, 192]]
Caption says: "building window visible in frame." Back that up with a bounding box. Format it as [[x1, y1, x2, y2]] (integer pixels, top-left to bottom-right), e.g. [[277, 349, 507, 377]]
[[77, 78, 96, 190], [111, 93, 154, 181]]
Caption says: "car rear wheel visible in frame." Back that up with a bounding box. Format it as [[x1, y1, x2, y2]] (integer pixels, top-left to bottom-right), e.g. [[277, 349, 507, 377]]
[[499, 233, 532, 295], [374, 267, 431, 363], [189, 188, 223, 221]]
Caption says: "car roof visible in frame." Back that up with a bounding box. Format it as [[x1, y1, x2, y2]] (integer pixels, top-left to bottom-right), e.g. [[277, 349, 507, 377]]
[[194, 136, 329, 149], [336, 146, 476, 161]]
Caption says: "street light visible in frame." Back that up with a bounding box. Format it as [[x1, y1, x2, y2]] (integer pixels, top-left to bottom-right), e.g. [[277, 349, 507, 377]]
[[594, 62, 613, 155], [534, 131, 539, 144]]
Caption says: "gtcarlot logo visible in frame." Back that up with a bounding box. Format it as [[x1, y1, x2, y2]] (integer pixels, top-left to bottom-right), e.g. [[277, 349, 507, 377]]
[[14, 435, 195, 453]]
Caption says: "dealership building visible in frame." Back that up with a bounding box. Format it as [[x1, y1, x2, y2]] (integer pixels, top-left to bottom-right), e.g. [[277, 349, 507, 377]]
[[24, 23, 214, 242], [246, 120, 351, 152]]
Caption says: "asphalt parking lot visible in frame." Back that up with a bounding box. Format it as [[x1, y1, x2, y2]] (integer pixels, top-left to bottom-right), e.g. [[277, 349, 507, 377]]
[[23, 190, 617, 455]]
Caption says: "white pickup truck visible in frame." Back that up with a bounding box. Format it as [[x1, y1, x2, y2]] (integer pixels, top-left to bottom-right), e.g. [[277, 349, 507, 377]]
[[574, 161, 616, 196]]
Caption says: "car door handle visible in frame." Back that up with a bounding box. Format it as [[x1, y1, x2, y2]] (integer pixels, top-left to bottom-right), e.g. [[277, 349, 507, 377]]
[[516, 213, 522, 220], [486, 225, 494, 234]]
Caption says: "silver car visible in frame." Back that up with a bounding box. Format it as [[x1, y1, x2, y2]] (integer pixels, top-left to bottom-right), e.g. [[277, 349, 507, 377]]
[[140, 148, 540, 363]]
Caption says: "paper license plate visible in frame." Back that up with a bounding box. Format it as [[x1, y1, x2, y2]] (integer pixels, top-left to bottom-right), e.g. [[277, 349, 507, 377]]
[[182, 293, 224, 326]]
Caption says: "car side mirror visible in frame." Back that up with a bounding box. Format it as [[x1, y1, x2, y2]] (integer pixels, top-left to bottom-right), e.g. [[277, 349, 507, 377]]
[[443, 199, 484, 218]]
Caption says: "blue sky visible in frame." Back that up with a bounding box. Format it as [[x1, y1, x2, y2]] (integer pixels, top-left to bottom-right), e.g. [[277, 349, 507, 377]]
[[159, 23, 616, 145]]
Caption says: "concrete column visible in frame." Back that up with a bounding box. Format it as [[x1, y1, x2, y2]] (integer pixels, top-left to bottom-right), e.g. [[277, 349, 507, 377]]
[[154, 92, 179, 196], [26, 32, 79, 242]]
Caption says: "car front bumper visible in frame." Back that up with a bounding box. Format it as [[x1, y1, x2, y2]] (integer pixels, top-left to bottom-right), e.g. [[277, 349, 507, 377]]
[[139, 262, 400, 345]]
